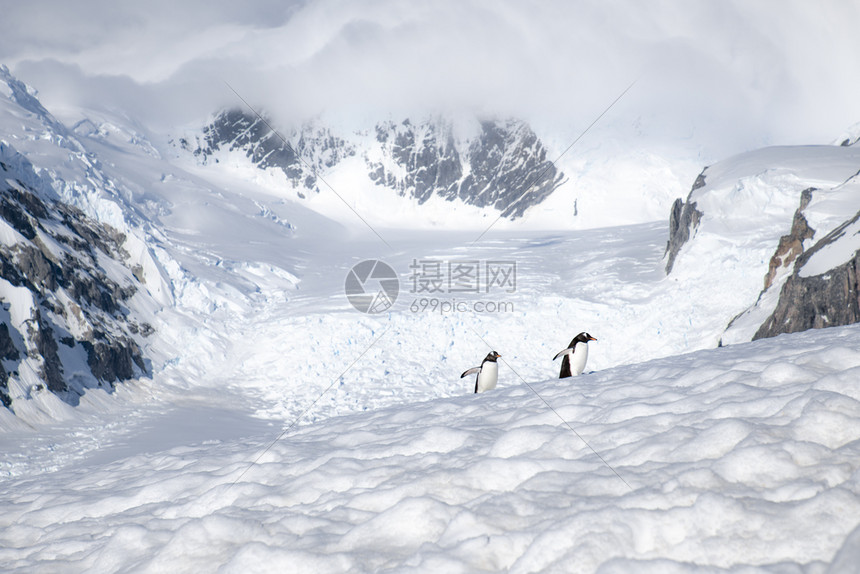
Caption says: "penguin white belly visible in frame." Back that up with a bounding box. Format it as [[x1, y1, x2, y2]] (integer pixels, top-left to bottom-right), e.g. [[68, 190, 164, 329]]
[[476, 361, 498, 392], [569, 344, 589, 376]]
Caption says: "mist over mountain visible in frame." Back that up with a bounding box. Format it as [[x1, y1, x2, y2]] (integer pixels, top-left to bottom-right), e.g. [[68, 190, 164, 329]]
[[175, 108, 565, 219], [5, 1, 859, 157]]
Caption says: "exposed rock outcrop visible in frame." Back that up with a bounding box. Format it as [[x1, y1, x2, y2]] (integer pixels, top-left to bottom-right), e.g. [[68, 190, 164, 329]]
[[179, 109, 355, 194], [664, 170, 706, 274], [0, 156, 151, 408], [0, 322, 19, 407], [178, 111, 565, 219], [754, 209, 860, 340], [369, 118, 565, 218], [664, 143, 860, 345], [762, 188, 815, 291], [369, 119, 462, 205]]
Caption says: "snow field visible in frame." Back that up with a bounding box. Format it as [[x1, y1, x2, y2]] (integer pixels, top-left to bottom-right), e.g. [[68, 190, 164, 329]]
[[1, 324, 859, 573], [131, 219, 765, 429], [104, 206, 834, 439]]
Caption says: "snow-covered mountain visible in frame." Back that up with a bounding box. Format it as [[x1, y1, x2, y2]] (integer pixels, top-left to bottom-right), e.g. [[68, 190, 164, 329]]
[[663, 143, 860, 344], [178, 109, 356, 198], [175, 109, 565, 219], [0, 144, 149, 407], [0, 66, 170, 415], [4, 62, 860, 415], [369, 116, 564, 218], [3, 62, 860, 414]]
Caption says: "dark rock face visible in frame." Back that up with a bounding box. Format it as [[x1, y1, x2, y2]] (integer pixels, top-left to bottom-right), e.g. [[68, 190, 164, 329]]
[[0, 322, 18, 361], [369, 118, 564, 218], [664, 170, 706, 274], [0, 168, 151, 408], [181, 111, 564, 219], [0, 193, 38, 239], [369, 119, 463, 205], [181, 109, 355, 193], [762, 188, 815, 291], [0, 322, 18, 407], [82, 336, 146, 383], [31, 310, 64, 393], [754, 209, 860, 340]]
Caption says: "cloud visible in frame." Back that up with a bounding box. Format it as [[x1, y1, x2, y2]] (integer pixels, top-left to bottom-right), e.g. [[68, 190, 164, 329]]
[[3, 0, 860, 157]]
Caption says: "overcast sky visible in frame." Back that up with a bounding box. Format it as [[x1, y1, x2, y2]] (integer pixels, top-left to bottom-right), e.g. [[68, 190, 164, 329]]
[[2, 0, 859, 158]]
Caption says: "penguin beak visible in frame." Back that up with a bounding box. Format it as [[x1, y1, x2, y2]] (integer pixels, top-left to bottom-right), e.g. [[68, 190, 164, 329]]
[[588, 335, 597, 342]]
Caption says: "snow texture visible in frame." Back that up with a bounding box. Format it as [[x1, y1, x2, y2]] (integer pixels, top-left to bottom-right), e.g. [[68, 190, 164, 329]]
[[2, 325, 860, 572]]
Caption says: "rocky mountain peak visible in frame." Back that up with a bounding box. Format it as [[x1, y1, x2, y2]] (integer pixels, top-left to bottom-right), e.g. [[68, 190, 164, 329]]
[[177, 109, 355, 196], [664, 169, 706, 274], [177, 110, 564, 219], [0, 72, 160, 413], [668, 144, 860, 345], [369, 116, 564, 218]]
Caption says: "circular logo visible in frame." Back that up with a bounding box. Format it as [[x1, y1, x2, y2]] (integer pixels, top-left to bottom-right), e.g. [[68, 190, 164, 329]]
[[345, 259, 399, 313]]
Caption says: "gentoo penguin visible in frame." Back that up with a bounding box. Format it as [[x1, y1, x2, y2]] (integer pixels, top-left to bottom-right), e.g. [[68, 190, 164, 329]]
[[461, 351, 501, 393], [553, 333, 597, 378]]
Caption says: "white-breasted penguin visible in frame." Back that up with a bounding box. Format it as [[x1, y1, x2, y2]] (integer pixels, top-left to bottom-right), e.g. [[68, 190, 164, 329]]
[[461, 351, 501, 393], [553, 333, 597, 378]]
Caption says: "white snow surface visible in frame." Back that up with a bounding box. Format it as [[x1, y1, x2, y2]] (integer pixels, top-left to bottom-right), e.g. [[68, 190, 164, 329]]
[[2, 324, 860, 573], [801, 215, 860, 278], [2, 69, 860, 572]]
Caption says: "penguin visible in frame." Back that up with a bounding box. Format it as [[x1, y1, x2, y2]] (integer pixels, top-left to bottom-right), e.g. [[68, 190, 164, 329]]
[[553, 333, 597, 378], [461, 351, 501, 393]]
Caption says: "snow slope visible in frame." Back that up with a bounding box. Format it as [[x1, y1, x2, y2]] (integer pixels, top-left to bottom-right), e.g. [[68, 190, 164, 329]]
[[1, 323, 859, 572]]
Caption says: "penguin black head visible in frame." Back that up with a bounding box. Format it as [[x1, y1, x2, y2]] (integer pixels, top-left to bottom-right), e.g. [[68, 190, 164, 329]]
[[484, 351, 501, 363], [569, 332, 597, 347]]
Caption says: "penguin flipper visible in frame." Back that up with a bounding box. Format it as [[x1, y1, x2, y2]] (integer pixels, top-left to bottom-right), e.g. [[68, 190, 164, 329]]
[[461, 366, 481, 378], [553, 348, 573, 361]]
